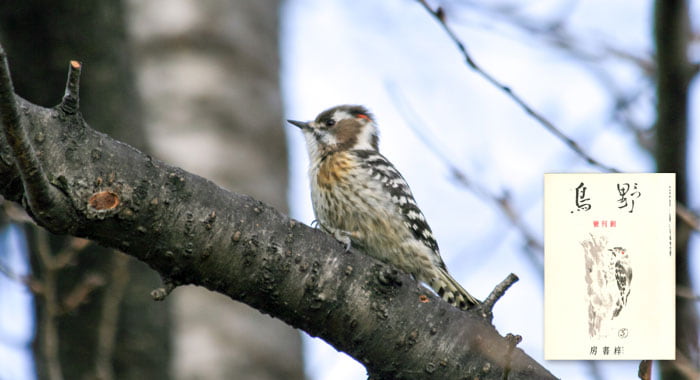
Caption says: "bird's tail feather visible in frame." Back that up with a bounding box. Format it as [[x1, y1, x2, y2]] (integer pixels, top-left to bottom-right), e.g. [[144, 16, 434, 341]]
[[430, 267, 480, 310]]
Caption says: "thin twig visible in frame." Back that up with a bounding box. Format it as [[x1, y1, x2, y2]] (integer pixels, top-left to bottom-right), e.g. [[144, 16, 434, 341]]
[[0, 46, 60, 221], [59, 273, 106, 314], [480, 273, 519, 320], [95, 252, 130, 380], [0, 259, 44, 294], [673, 349, 700, 379], [1, 199, 34, 224], [50, 237, 90, 270], [677, 203, 700, 233], [416, 0, 618, 173], [677, 286, 700, 302], [462, 1, 654, 73], [35, 229, 64, 380], [0, 260, 20, 281]]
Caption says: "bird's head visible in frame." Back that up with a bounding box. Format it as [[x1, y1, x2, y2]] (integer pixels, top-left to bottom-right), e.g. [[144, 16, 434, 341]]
[[288, 105, 379, 160]]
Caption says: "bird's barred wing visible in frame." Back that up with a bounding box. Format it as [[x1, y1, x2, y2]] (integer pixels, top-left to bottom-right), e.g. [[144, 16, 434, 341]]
[[353, 150, 440, 254], [614, 260, 632, 297]]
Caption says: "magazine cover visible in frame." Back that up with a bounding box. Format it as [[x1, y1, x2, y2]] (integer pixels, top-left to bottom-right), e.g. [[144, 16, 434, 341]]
[[544, 173, 675, 360]]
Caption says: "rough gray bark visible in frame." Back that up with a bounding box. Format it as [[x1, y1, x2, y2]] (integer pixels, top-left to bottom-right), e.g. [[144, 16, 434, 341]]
[[653, 0, 700, 378], [0, 2, 170, 379], [0, 49, 556, 379]]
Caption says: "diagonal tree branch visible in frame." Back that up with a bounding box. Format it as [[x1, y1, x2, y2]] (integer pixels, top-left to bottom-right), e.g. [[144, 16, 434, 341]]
[[0, 46, 556, 379]]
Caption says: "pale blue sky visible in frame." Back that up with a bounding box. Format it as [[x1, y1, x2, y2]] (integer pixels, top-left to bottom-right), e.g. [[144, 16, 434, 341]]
[[0, 225, 34, 380]]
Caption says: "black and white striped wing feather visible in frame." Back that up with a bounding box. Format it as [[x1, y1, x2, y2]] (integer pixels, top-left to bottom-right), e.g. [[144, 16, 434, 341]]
[[354, 150, 441, 255]]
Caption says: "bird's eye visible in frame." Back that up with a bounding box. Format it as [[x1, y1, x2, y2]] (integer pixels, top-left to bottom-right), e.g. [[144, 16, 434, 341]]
[[325, 119, 335, 127]]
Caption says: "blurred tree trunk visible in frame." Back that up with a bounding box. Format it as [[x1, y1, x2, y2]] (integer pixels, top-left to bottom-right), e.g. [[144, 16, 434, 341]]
[[0, 1, 171, 379], [652, 0, 700, 378], [126, 0, 304, 379]]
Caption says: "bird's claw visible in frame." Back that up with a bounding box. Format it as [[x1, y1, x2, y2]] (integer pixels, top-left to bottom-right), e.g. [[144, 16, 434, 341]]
[[315, 220, 353, 252], [333, 230, 352, 252]]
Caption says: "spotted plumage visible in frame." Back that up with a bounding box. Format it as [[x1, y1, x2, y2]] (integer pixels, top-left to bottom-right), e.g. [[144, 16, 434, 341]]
[[288, 105, 479, 309], [353, 149, 440, 253], [609, 247, 632, 317]]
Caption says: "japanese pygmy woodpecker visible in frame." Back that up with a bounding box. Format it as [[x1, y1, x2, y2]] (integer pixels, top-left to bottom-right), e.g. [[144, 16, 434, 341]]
[[288, 105, 479, 309]]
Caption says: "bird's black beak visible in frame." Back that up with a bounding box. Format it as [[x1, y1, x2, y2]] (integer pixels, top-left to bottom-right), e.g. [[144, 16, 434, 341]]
[[287, 119, 310, 130]]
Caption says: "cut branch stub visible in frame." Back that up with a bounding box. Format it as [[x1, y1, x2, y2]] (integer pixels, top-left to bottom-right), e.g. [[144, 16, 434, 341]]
[[88, 191, 120, 211], [60, 60, 82, 115]]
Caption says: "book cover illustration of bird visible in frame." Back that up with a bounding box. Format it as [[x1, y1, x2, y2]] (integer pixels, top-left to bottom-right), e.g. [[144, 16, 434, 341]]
[[544, 173, 675, 360]]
